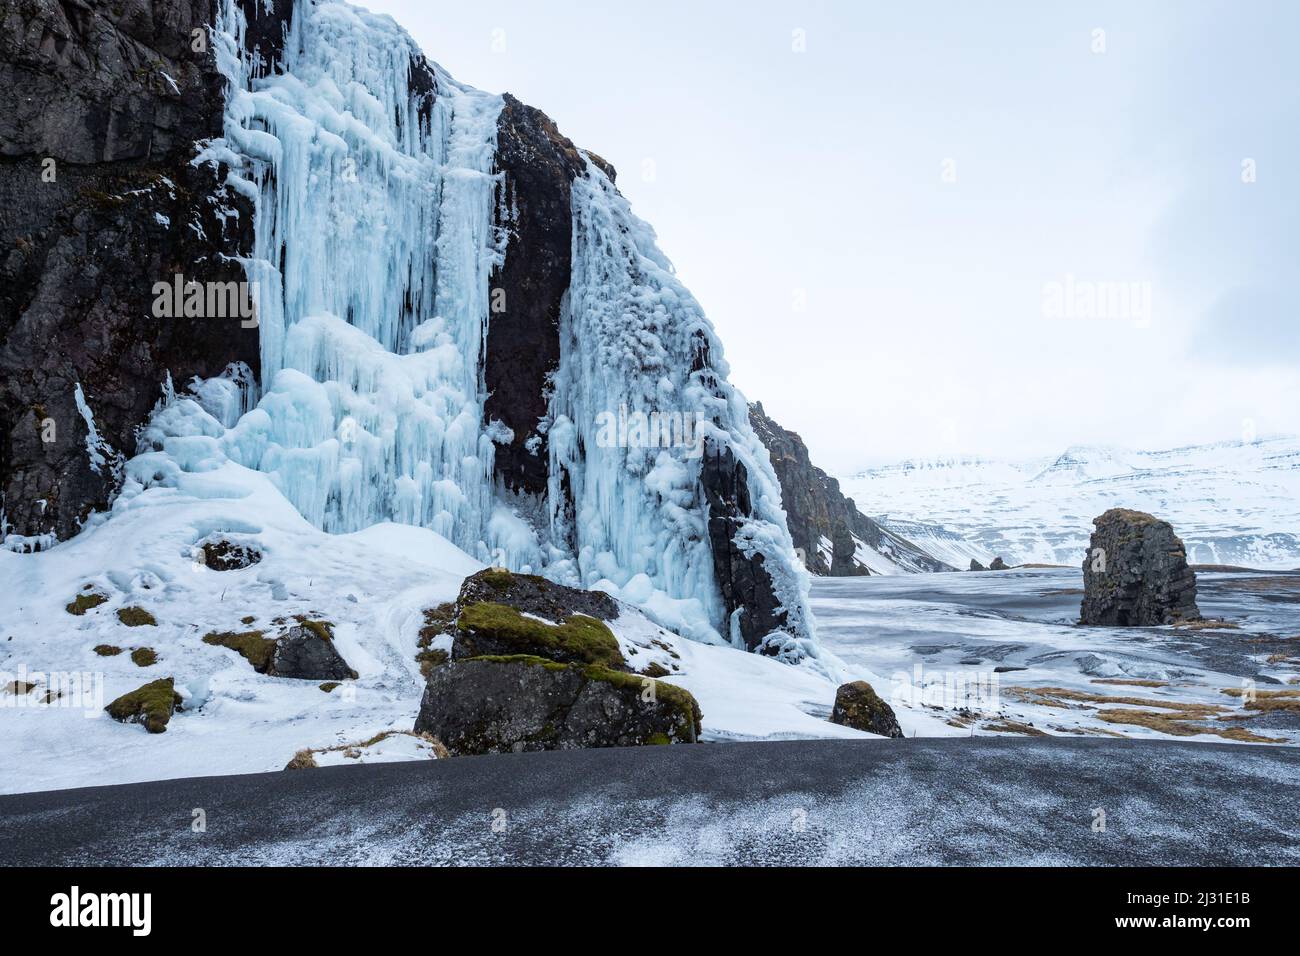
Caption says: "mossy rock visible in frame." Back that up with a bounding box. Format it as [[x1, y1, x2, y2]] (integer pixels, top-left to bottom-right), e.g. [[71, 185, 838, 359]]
[[293, 617, 334, 642], [319, 682, 341, 693], [67, 591, 108, 616], [416, 656, 701, 754], [93, 644, 123, 657], [203, 630, 275, 672], [105, 677, 183, 733], [116, 606, 157, 627], [829, 680, 903, 738], [130, 647, 158, 667], [455, 601, 625, 669]]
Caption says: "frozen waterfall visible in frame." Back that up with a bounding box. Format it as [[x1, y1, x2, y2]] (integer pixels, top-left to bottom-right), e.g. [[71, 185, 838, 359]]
[[163, 0, 818, 660]]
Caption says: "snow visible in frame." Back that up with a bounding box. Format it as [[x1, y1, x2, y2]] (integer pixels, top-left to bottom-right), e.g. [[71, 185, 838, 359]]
[[847, 437, 1300, 569]]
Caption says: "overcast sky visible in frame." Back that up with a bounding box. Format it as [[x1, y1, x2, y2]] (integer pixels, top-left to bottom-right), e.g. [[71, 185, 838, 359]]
[[365, 0, 1298, 473]]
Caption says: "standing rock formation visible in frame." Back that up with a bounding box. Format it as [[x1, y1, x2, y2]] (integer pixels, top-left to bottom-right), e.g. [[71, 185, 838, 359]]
[[748, 403, 953, 575], [829, 680, 904, 738], [1080, 508, 1201, 625]]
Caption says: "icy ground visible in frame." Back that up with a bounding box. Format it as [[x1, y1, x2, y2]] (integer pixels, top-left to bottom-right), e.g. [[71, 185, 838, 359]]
[[814, 568, 1300, 745]]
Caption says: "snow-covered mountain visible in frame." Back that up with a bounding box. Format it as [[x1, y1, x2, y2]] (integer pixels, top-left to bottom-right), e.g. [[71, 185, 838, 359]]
[[843, 438, 1300, 570]]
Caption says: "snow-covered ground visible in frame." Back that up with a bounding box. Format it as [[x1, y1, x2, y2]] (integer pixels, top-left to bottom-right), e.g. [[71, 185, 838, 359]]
[[3, 449, 1294, 796], [0, 439, 912, 796], [843, 438, 1300, 569]]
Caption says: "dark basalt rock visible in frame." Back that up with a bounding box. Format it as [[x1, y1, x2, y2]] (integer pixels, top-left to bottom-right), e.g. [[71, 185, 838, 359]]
[[829, 680, 903, 738], [414, 656, 700, 755], [485, 95, 588, 497], [270, 623, 358, 681], [748, 402, 952, 576], [1081, 508, 1202, 626], [1, 0, 260, 544], [989, 556, 1010, 571], [456, 566, 618, 623], [970, 559, 988, 571], [700, 440, 790, 652], [198, 537, 262, 571]]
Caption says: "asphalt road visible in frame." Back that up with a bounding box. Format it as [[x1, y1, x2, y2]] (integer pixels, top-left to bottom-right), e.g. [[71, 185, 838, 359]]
[[2, 737, 1296, 865]]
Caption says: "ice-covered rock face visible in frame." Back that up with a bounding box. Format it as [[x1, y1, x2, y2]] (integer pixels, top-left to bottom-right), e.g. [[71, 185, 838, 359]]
[[182, 0, 818, 660]]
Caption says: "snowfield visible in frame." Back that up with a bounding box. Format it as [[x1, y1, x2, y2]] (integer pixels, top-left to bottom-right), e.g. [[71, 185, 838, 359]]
[[844, 438, 1300, 570]]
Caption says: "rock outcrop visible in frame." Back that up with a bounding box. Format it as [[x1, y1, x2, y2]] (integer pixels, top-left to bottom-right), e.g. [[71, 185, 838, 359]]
[[1, 0, 260, 545], [414, 567, 702, 754], [1081, 509, 1201, 626], [989, 556, 1010, 571], [970, 559, 987, 572], [748, 403, 953, 575], [415, 656, 701, 755], [829, 680, 903, 738], [270, 622, 358, 681]]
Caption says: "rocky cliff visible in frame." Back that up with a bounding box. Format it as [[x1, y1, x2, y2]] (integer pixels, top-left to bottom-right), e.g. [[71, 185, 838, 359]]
[[1, 0, 818, 661], [749, 402, 953, 575], [0, 0, 258, 546]]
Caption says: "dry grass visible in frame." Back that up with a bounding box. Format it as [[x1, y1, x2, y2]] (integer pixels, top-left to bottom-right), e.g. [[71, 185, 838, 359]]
[[1173, 618, 1239, 632], [285, 730, 450, 769], [1091, 678, 1169, 688], [1009, 685, 1288, 744], [1098, 709, 1283, 743], [982, 719, 1047, 737]]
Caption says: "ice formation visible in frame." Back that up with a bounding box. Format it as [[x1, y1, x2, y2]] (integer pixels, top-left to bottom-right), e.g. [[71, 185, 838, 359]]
[[159, 0, 817, 659]]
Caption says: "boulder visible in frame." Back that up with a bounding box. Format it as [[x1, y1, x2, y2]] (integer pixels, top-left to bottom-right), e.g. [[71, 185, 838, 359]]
[[105, 678, 183, 734], [829, 680, 904, 738], [989, 556, 1010, 571], [414, 656, 701, 755], [1081, 509, 1201, 626], [269, 623, 358, 681]]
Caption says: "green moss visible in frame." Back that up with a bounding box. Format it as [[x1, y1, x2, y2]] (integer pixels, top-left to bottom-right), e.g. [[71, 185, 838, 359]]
[[93, 644, 123, 657], [67, 591, 108, 616], [203, 630, 275, 672], [480, 567, 515, 592], [105, 678, 182, 733], [116, 606, 157, 627], [319, 682, 341, 693], [456, 602, 624, 668], [130, 647, 157, 667], [294, 617, 334, 641], [464, 653, 570, 672], [581, 664, 703, 738], [646, 733, 671, 745]]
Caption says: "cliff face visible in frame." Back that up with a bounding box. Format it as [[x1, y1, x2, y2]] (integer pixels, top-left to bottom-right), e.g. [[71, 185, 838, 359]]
[[0, 0, 817, 660], [749, 403, 954, 575], [0, 0, 258, 545]]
